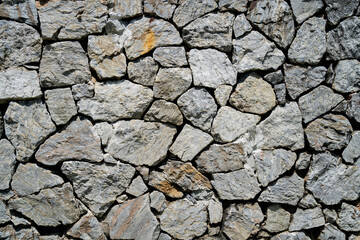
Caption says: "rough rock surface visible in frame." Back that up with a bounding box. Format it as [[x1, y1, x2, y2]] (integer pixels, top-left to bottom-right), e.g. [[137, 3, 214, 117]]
[[347, 92, 360, 124], [148, 171, 184, 198], [214, 85, 233, 106], [109, 0, 142, 19], [219, 0, 248, 12], [319, 224, 346, 240], [153, 46, 187, 67], [127, 56, 159, 87], [233, 14, 252, 38], [342, 131, 360, 163], [289, 207, 325, 231], [144, 100, 183, 126], [67, 212, 106, 240], [332, 59, 360, 93], [337, 203, 360, 232], [271, 232, 311, 240], [144, 0, 176, 19], [264, 205, 291, 233], [325, 0, 360, 25], [0, 139, 16, 190], [0, 0, 38, 26], [290, 0, 324, 24]]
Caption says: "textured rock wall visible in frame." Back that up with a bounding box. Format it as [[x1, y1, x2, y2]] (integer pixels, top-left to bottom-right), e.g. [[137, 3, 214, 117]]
[[0, 0, 359, 239]]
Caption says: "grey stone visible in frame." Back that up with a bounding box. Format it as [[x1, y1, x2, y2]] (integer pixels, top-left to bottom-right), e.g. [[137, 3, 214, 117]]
[[105, 194, 160, 240], [144, 100, 183, 126], [5, 100, 56, 162], [105, 19, 126, 35], [255, 102, 304, 151], [222, 203, 264, 240], [172, 0, 217, 27], [189, 49, 236, 89], [274, 83, 286, 105], [107, 120, 177, 166], [332, 59, 360, 93], [45, 88, 77, 126], [136, 166, 150, 182], [230, 73, 276, 114], [248, 0, 295, 48], [115, 194, 128, 204], [208, 198, 223, 224], [306, 152, 360, 205], [128, 56, 159, 86], [153, 46, 187, 67], [71, 82, 94, 101], [144, 0, 176, 19], [126, 176, 148, 197], [62, 161, 135, 217], [90, 54, 126, 80], [0, 116, 3, 137], [212, 169, 261, 200], [327, 17, 360, 60], [318, 224, 346, 240], [264, 204, 291, 233], [160, 199, 207, 240], [337, 203, 360, 232], [258, 173, 304, 206], [347, 92, 360, 124], [159, 233, 172, 240], [305, 114, 352, 151], [0, 225, 40, 240], [0, 200, 10, 225], [170, 124, 213, 162], [0, 67, 42, 103], [284, 64, 327, 100], [8, 183, 84, 227], [233, 14, 252, 38], [0, 0, 38, 26], [148, 171, 184, 198], [219, 0, 247, 12], [325, 0, 360, 25], [0, 20, 41, 70], [289, 207, 325, 231], [271, 232, 311, 240], [298, 85, 344, 123], [93, 122, 113, 147], [150, 191, 167, 213], [109, 0, 142, 19], [290, 0, 324, 24], [323, 209, 337, 224], [67, 212, 106, 240], [38, 0, 107, 40], [0, 190, 14, 201], [39, 41, 91, 88], [232, 31, 285, 73], [295, 152, 311, 171], [0, 139, 16, 190], [214, 85, 233, 106], [177, 88, 217, 132], [183, 12, 234, 52], [78, 80, 153, 122], [124, 17, 182, 60], [264, 70, 284, 85], [11, 215, 31, 227], [154, 68, 192, 101], [343, 131, 360, 164], [288, 17, 326, 65]]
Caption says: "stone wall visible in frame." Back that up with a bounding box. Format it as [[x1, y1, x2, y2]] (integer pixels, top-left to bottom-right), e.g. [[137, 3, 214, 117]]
[[0, 0, 359, 239]]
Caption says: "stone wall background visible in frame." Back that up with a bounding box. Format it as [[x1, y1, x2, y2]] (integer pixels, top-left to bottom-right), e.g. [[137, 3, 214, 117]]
[[0, 0, 359, 239]]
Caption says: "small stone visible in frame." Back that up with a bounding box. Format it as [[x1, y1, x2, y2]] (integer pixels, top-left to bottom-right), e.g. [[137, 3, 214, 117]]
[[128, 56, 159, 86], [323, 209, 337, 224], [109, 0, 142, 19], [148, 171, 183, 198], [159, 233, 172, 240], [160, 199, 207, 240], [264, 70, 284, 85], [0, 139, 16, 190], [144, 0, 176, 19], [11, 215, 31, 227], [105, 19, 126, 35], [343, 131, 360, 164], [347, 92, 360, 124], [232, 31, 285, 73], [222, 203, 264, 240], [233, 14, 252, 38], [288, 17, 326, 65], [298, 194, 319, 208], [45, 88, 77, 125], [208, 198, 223, 224], [126, 176, 148, 197], [295, 152, 311, 171], [325, 0, 360, 25], [298, 85, 344, 123], [71, 82, 94, 101], [337, 203, 360, 232], [153, 46, 187, 67], [332, 59, 360, 93], [115, 195, 128, 204], [284, 64, 327, 100], [150, 191, 167, 213], [219, 0, 248, 12], [136, 166, 150, 181], [144, 100, 184, 126], [93, 122, 113, 147], [271, 232, 311, 240], [67, 212, 106, 240], [154, 68, 192, 101], [274, 83, 286, 104], [318, 224, 346, 240], [0, 0, 38, 26], [290, 0, 324, 24], [264, 204, 291, 233], [0, 200, 10, 225], [189, 49, 236, 89], [214, 85, 233, 106], [305, 114, 352, 151]]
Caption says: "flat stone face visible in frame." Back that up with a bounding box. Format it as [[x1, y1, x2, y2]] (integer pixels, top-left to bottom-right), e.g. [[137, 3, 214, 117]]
[[337, 203, 360, 232], [153, 47, 187, 67], [271, 232, 311, 240], [219, 0, 248, 12], [332, 59, 360, 93], [290, 0, 324, 24], [78, 80, 153, 122], [144, 0, 176, 19], [324, 0, 359, 25], [144, 100, 183, 126], [264, 70, 284, 85], [342, 131, 360, 163], [347, 92, 360, 124], [319, 224, 346, 240], [128, 56, 159, 86], [0, 0, 38, 26], [289, 207, 325, 231], [35, 118, 103, 166], [61, 161, 135, 217], [232, 31, 285, 73], [67, 212, 106, 240], [214, 85, 233, 106], [106, 120, 177, 166], [109, 0, 142, 19], [233, 14, 252, 38], [148, 171, 184, 198], [183, 12, 234, 52], [264, 205, 291, 233], [0, 20, 41, 70], [126, 175, 148, 197], [189, 49, 236, 89], [0, 200, 10, 225], [0, 139, 16, 190]]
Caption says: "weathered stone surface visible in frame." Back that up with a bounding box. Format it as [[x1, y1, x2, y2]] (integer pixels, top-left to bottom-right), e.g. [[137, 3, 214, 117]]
[[170, 124, 213, 161], [39, 41, 91, 88], [38, 0, 107, 40], [233, 14, 252, 38], [284, 64, 327, 100], [105, 194, 160, 240], [258, 173, 304, 206], [8, 183, 84, 227], [332, 59, 360, 93], [274, 83, 286, 105], [306, 152, 360, 205], [0, 20, 41, 70], [67, 212, 106, 240], [5, 100, 55, 162], [160, 199, 207, 240], [222, 203, 264, 240], [107, 120, 177, 166], [150, 191, 167, 213], [144, 0, 176, 19], [319, 224, 346, 240], [230, 73, 276, 114], [325, 0, 360, 25], [248, 0, 295, 48], [264, 204, 290, 233], [154, 68, 192, 101], [337, 203, 360, 232], [71, 82, 94, 101], [299, 193, 319, 208], [78, 80, 153, 122], [173, 0, 217, 27], [298, 85, 344, 123], [343, 131, 360, 164], [290, 0, 324, 24], [0, 139, 15, 190], [0, 116, 3, 137], [256, 102, 304, 151], [288, 17, 326, 65], [0, 225, 40, 240], [126, 176, 148, 197], [347, 92, 360, 124], [214, 85, 232, 106], [208, 198, 223, 224], [219, 0, 247, 12], [128, 56, 159, 86], [124, 17, 182, 60], [232, 31, 285, 73], [177, 88, 217, 132], [153, 46, 187, 67], [93, 122, 113, 147], [271, 232, 311, 240], [145, 100, 183, 126], [323, 209, 337, 224], [89, 52, 126, 80], [212, 170, 261, 200], [327, 17, 360, 60], [183, 12, 234, 52], [0, 200, 10, 225], [0, 0, 38, 26], [189, 49, 236, 89], [109, 0, 142, 19], [289, 207, 325, 231], [148, 171, 183, 198], [105, 18, 126, 35], [295, 152, 311, 171], [264, 70, 284, 85]]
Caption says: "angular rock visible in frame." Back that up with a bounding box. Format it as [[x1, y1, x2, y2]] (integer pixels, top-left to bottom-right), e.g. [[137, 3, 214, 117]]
[[39, 41, 91, 88], [0, 0, 38, 26], [214, 85, 232, 106], [298, 85, 344, 123], [325, 0, 359, 25], [160, 199, 207, 240], [284, 64, 327, 99], [105, 19, 126, 35], [154, 68, 192, 101], [233, 14, 252, 38], [232, 31, 285, 73], [264, 204, 291, 233], [183, 12, 234, 52], [45, 88, 77, 125], [248, 0, 295, 48], [153, 46, 187, 67], [258, 173, 304, 206], [208, 198, 223, 224], [170, 124, 213, 161], [107, 120, 177, 166], [126, 176, 148, 197], [67, 212, 106, 240], [71, 82, 94, 101], [274, 83, 286, 105], [290, 0, 324, 24], [337, 203, 360, 232], [124, 17, 182, 59], [295, 152, 311, 171], [347, 92, 360, 124], [93, 122, 113, 147], [0, 20, 41, 70], [0, 225, 40, 239], [0, 200, 10, 225], [219, 0, 247, 12], [289, 207, 325, 231], [128, 56, 159, 86], [78, 80, 153, 122], [319, 224, 346, 240], [288, 17, 326, 65], [271, 232, 311, 240], [144, 0, 176, 19], [189, 49, 236, 89], [222, 203, 264, 240], [109, 0, 142, 19], [332, 59, 360, 93], [323, 209, 337, 224], [0, 139, 15, 190], [299, 193, 319, 208], [150, 191, 167, 213], [343, 131, 360, 164], [5, 100, 55, 162], [145, 100, 183, 126], [148, 171, 183, 198], [264, 70, 284, 85]]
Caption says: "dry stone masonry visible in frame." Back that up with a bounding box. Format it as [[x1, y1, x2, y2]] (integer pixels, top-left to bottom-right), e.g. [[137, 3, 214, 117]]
[[0, 0, 359, 239]]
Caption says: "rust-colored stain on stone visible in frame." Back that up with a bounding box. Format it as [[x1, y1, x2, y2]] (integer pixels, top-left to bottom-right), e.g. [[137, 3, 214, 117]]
[[141, 29, 156, 55], [154, 179, 184, 199]]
